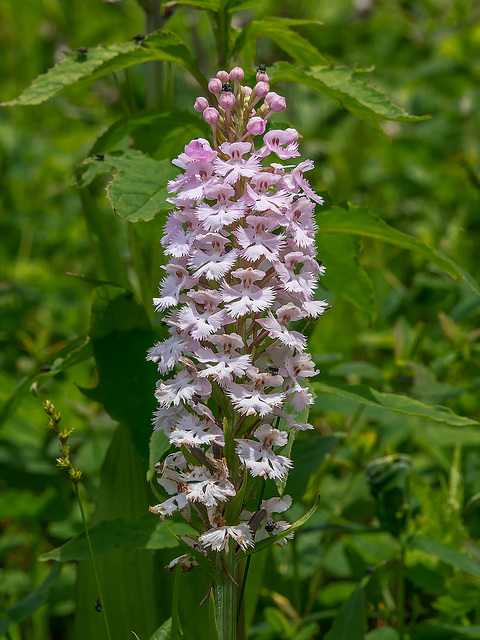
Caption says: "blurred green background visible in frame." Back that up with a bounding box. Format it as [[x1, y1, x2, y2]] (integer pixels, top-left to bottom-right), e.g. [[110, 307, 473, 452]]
[[1, 0, 480, 639]]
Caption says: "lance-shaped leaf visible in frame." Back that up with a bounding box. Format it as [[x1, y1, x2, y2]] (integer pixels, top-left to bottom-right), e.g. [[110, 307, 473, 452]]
[[271, 62, 430, 133], [232, 18, 328, 67], [2, 30, 207, 107], [316, 201, 480, 298], [244, 495, 321, 556], [312, 381, 479, 427]]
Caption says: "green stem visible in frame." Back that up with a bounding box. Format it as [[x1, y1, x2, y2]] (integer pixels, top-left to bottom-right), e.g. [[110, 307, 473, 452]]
[[216, 8, 230, 67], [214, 547, 238, 640], [397, 541, 406, 640], [171, 567, 181, 640], [74, 484, 112, 640]]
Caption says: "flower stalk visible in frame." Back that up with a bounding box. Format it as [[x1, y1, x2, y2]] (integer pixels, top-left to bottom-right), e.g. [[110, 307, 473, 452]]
[[147, 65, 327, 638]]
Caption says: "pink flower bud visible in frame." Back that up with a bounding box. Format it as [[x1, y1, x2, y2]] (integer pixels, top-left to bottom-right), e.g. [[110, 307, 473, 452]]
[[256, 72, 270, 83], [208, 78, 222, 95], [246, 116, 266, 136], [243, 86, 252, 98], [219, 92, 236, 110], [266, 93, 286, 113], [194, 96, 209, 112], [203, 107, 220, 125], [254, 81, 270, 98], [229, 66, 244, 83], [216, 70, 229, 83]]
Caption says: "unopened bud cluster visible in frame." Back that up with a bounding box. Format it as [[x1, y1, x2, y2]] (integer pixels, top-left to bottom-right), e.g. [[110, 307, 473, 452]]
[[148, 66, 327, 569]]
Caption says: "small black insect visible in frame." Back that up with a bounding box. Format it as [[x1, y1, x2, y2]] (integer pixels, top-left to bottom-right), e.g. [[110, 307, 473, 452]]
[[133, 34, 146, 42], [40, 365, 51, 373], [224, 245, 233, 253], [221, 82, 232, 93], [265, 365, 279, 375], [257, 64, 267, 73], [93, 153, 104, 161], [94, 599, 102, 612], [76, 47, 88, 54], [265, 521, 277, 533], [292, 194, 302, 202]]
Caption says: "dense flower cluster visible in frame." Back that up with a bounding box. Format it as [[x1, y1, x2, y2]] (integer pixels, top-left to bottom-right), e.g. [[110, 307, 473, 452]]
[[148, 65, 327, 564]]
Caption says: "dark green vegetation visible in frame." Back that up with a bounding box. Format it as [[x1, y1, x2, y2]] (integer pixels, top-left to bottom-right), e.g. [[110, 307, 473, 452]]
[[1, 0, 480, 638]]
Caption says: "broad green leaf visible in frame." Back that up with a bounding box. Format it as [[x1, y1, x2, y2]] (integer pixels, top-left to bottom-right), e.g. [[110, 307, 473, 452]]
[[316, 201, 480, 298], [88, 109, 208, 159], [2, 30, 207, 107], [285, 434, 344, 501], [149, 617, 172, 640], [39, 515, 192, 561], [7, 564, 61, 622], [78, 151, 177, 222], [106, 152, 177, 222], [232, 18, 328, 67], [324, 586, 365, 640], [272, 62, 430, 134], [74, 423, 164, 640], [0, 335, 91, 430], [312, 381, 479, 427], [244, 495, 321, 556], [317, 233, 376, 321], [409, 537, 480, 579], [80, 284, 157, 460]]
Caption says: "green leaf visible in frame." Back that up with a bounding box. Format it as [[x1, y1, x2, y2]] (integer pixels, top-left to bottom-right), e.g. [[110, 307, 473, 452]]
[[232, 18, 328, 67], [312, 381, 479, 427], [316, 201, 480, 298], [226, 0, 268, 11], [149, 617, 172, 640], [80, 284, 157, 460], [285, 434, 345, 501], [88, 109, 208, 160], [409, 537, 480, 579], [148, 430, 171, 482], [244, 495, 321, 556], [317, 233, 376, 321], [78, 151, 177, 222], [272, 62, 430, 133], [365, 628, 399, 640], [8, 564, 61, 622], [409, 622, 480, 639], [2, 30, 207, 106], [324, 586, 365, 640], [106, 152, 177, 222], [166, 0, 221, 9], [39, 515, 191, 561]]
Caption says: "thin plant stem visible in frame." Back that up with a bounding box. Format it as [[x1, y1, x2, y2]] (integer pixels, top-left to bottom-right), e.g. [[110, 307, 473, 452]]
[[397, 538, 406, 640], [73, 484, 113, 640], [237, 479, 267, 623], [171, 567, 181, 640]]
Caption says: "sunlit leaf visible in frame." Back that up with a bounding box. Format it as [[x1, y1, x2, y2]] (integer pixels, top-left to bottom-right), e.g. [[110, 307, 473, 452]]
[[232, 18, 328, 67], [312, 381, 479, 427], [317, 232, 376, 321], [2, 30, 207, 106], [149, 617, 172, 640], [317, 201, 480, 298], [409, 537, 480, 579], [272, 62, 430, 133]]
